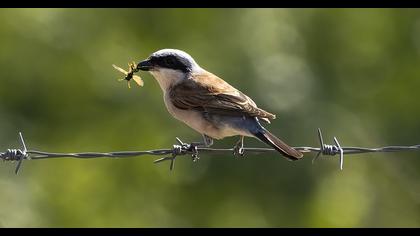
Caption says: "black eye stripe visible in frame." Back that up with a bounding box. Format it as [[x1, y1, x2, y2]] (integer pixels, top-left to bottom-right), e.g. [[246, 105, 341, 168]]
[[151, 54, 191, 72], [164, 57, 176, 65]]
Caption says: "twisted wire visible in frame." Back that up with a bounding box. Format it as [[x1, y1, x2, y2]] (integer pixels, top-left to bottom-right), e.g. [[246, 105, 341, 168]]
[[1, 129, 419, 174]]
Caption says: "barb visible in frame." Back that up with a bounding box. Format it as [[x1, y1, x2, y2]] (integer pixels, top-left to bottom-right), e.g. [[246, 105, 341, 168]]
[[1, 129, 419, 174]]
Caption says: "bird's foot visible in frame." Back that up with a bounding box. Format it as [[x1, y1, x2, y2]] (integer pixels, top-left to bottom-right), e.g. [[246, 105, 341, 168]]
[[176, 138, 201, 162], [189, 142, 200, 162], [233, 136, 245, 157], [233, 145, 245, 157]]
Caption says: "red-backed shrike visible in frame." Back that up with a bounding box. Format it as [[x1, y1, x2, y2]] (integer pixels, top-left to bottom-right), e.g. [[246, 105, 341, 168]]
[[137, 49, 303, 160]]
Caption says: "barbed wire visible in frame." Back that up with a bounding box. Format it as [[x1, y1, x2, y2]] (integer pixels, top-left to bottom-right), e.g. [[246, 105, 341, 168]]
[[1, 128, 419, 174]]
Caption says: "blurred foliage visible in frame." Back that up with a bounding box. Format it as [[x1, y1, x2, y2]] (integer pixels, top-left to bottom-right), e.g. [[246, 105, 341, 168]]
[[0, 8, 420, 227]]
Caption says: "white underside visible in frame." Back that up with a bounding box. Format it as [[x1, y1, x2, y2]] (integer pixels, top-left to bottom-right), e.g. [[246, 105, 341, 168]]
[[164, 93, 252, 139]]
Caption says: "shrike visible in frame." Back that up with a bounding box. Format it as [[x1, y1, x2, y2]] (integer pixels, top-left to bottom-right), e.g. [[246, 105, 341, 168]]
[[137, 49, 303, 160]]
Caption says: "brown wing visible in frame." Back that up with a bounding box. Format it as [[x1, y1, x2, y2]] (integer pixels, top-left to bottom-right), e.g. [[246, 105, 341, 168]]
[[169, 71, 276, 120]]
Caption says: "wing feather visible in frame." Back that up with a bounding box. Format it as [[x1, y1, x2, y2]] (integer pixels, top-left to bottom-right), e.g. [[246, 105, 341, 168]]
[[169, 71, 276, 120]]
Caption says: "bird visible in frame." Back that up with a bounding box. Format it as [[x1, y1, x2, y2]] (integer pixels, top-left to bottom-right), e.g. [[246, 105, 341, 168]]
[[136, 49, 303, 160]]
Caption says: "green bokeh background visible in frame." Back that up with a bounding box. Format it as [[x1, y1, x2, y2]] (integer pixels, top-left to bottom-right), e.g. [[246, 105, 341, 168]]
[[0, 8, 419, 227]]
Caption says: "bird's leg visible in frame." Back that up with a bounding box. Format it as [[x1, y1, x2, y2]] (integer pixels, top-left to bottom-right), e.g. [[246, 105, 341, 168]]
[[190, 134, 213, 148], [233, 136, 245, 157], [188, 134, 214, 162], [202, 134, 214, 147]]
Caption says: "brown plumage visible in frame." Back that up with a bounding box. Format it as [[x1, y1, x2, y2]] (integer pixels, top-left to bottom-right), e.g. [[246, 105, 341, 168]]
[[169, 71, 276, 121]]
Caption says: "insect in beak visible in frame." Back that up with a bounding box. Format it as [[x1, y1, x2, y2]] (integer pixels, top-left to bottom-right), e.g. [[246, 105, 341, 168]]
[[112, 61, 144, 88]]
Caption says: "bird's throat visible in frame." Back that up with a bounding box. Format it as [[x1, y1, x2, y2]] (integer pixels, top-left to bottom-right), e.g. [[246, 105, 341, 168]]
[[150, 68, 185, 92]]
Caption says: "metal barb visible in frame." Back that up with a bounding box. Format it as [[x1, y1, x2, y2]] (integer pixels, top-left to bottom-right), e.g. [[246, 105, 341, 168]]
[[175, 137, 184, 146], [312, 128, 345, 170], [312, 128, 325, 164], [169, 154, 175, 171], [0, 132, 31, 174], [153, 137, 189, 171], [333, 137, 344, 170], [152, 137, 203, 170], [15, 132, 28, 174]]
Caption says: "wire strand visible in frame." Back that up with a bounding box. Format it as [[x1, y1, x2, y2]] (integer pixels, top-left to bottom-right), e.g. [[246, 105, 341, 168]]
[[1, 128, 419, 174]]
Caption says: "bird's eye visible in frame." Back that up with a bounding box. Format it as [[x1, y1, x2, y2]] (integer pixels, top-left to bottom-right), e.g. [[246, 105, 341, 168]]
[[164, 57, 176, 66]]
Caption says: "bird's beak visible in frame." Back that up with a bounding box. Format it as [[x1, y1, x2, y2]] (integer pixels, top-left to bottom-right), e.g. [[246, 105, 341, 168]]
[[137, 59, 153, 71]]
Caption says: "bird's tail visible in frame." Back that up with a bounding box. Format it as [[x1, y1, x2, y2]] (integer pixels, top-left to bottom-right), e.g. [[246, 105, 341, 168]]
[[253, 128, 303, 161]]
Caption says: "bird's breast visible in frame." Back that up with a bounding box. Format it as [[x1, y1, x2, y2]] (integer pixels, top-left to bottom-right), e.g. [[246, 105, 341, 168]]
[[162, 93, 252, 139], [163, 93, 215, 135]]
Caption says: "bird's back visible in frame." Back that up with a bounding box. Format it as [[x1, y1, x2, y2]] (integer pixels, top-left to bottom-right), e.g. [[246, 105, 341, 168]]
[[169, 69, 276, 121]]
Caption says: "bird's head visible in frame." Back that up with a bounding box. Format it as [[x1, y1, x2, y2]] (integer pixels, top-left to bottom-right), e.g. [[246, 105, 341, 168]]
[[137, 49, 201, 90], [137, 49, 201, 73]]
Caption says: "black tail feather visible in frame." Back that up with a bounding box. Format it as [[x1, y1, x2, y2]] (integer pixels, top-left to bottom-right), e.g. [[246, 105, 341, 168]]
[[253, 128, 303, 161]]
